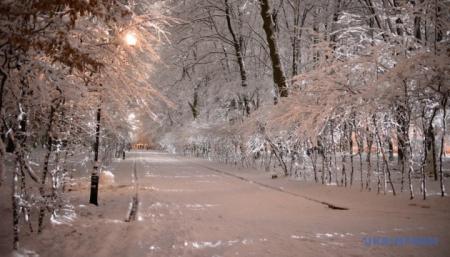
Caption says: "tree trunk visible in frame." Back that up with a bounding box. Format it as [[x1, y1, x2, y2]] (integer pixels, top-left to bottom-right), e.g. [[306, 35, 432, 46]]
[[406, 143, 415, 200], [420, 135, 428, 200], [340, 125, 347, 187], [224, 0, 251, 115], [224, 0, 248, 89], [258, 0, 289, 102], [439, 96, 448, 197], [266, 137, 288, 176], [414, 13, 422, 41], [434, 0, 443, 55], [399, 82, 413, 197], [331, 121, 339, 186], [366, 127, 374, 190], [188, 91, 199, 119], [349, 124, 355, 186], [423, 107, 438, 179], [0, 68, 7, 186], [89, 106, 101, 205], [396, 104, 408, 192], [12, 159, 20, 250], [0, 138, 5, 187], [312, 8, 320, 65], [364, 0, 389, 41], [374, 116, 396, 196], [329, 0, 342, 47], [286, 1, 309, 76], [38, 104, 57, 233], [0, 67, 7, 118], [355, 129, 364, 190], [387, 136, 394, 161], [376, 136, 381, 194]]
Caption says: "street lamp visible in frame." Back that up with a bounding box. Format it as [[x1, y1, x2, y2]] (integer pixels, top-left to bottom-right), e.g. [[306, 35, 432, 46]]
[[125, 32, 137, 46]]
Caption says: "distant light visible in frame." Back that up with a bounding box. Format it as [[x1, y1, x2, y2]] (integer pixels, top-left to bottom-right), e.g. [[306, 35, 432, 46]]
[[125, 33, 137, 46]]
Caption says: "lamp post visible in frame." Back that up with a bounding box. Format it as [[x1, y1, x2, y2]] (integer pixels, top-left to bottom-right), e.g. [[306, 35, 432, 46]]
[[89, 32, 137, 205]]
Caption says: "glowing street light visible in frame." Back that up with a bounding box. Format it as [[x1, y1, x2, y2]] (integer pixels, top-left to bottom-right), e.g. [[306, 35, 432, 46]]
[[125, 32, 137, 46]]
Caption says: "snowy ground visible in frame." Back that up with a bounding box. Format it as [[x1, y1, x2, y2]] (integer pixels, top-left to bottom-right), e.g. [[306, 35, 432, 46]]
[[1, 151, 449, 257]]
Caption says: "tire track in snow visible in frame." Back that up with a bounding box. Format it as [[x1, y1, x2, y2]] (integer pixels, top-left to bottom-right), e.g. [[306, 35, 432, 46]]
[[126, 160, 139, 222], [186, 160, 349, 211]]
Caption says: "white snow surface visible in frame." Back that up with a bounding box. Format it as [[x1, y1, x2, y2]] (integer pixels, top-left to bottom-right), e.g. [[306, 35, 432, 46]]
[[50, 205, 76, 226]]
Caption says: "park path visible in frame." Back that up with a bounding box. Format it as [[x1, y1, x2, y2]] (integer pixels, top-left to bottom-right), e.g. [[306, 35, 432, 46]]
[[7, 151, 450, 257]]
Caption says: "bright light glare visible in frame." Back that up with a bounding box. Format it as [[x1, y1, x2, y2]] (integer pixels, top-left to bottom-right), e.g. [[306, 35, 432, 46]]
[[125, 33, 137, 46]]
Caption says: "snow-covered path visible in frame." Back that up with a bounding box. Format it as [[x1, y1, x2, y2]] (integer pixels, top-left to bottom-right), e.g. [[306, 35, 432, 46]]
[[6, 151, 450, 257]]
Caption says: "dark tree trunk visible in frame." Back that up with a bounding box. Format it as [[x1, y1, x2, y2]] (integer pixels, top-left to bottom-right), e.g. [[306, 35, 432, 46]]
[[0, 68, 7, 185], [414, 14, 422, 41], [363, 0, 389, 41], [341, 123, 348, 187], [388, 137, 394, 161], [224, 0, 248, 88], [348, 121, 355, 186], [439, 96, 448, 197], [366, 128, 374, 191], [0, 138, 5, 187], [224, 0, 251, 115], [259, 0, 289, 102], [434, 0, 443, 54], [89, 106, 101, 205], [420, 105, 433, 200], [188, 91, 198, 119], [423, 107, 438, 180], [376, 139, 381, 194], [285, 1, 309, 76], [0, 68, 6, 117], [356, 130, 364, 190]]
